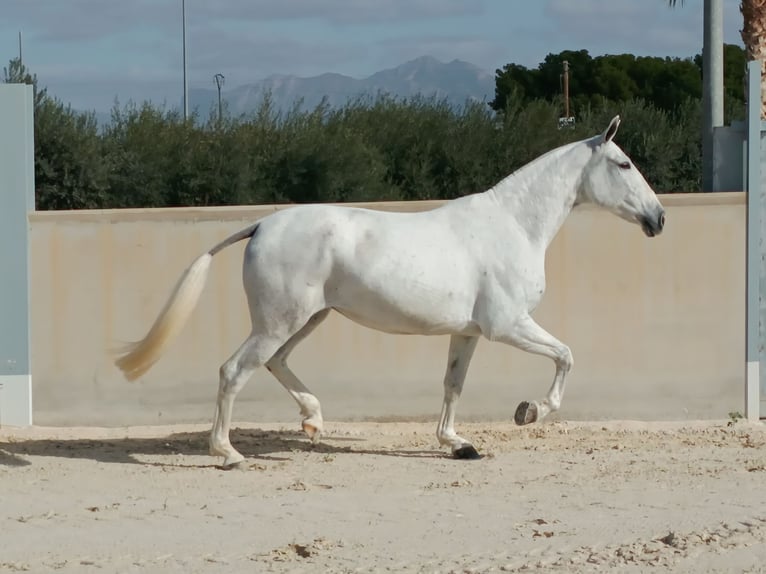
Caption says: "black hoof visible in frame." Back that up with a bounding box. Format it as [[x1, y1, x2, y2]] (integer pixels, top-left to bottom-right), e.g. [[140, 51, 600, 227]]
[[453, 445, 482, 460], [514, 401, 538, 426]]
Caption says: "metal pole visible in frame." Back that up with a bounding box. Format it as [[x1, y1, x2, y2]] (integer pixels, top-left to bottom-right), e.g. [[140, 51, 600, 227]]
[[182, 0, 188, 121], [702, 0, 724, 191], [563, 60, 570, 119], [214, 73, 225, 124], [745, 59, 761, 421], [18, 30, 22, 65]]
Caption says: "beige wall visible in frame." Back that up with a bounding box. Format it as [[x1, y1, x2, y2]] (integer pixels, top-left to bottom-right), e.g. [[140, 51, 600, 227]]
[[29, 193, 746, 426]]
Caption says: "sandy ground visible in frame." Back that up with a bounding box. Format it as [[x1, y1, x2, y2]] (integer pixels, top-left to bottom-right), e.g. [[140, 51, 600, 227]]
[[1, 418, 766, 574]]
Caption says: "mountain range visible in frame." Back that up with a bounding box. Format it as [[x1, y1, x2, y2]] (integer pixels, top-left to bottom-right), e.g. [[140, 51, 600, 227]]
[[189, 55, 496, 118]]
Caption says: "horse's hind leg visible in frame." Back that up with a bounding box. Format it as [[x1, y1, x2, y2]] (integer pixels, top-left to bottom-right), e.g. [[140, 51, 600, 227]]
[[436, 334, 480, 459], [210, 334, 283, 468], [265, 309, 330, 443]]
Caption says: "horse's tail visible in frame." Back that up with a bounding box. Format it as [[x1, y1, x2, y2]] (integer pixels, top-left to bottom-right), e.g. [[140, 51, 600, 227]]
[[114, 222, 260, 381]]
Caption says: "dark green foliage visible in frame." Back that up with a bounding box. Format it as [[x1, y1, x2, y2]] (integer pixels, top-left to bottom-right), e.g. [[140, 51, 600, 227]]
[[4, 50, 713, 210], [491, 46, 745, 121], [35, 97, 110, 209], [103, 103, 212, 207], [574, 99, 702, 193], [722, 44, 747, 123], [4, 58, 110, 210]]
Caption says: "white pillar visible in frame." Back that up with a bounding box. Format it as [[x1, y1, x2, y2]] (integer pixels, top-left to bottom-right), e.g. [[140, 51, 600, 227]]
[[745, 61, 762, 421], [703, 0, 724, 192], [0, 84, 35, 426]]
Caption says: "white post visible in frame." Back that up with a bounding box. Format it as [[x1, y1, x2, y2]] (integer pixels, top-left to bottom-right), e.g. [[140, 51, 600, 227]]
[[0, 84, 35, 426], [702, 0, 724, 191], [745, 60, 762, 421]]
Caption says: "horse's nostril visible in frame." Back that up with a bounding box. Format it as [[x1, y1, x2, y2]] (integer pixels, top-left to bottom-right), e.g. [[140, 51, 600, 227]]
[[658, 212, 666, 230]]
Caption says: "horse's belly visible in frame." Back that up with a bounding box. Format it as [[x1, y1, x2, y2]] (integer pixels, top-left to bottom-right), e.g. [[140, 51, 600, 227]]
[[333, 305, 480, 336], [329, 279, 480, 336]]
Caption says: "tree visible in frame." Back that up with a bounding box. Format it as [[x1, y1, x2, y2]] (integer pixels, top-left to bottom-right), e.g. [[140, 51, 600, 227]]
[[4, 57, 707, 210], [669, 0, 766, 117], [490, 50, 711, 116], [739, 0, 766, 118], [3, 57, 48, 108], [4, 57, 108, 209]]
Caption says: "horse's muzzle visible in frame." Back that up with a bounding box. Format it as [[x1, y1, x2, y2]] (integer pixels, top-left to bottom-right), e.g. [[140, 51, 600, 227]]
[[640, 210, 665, 237]]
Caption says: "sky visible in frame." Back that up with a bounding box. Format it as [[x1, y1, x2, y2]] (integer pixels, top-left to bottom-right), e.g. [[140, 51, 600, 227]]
[[1, 0, 745, 113]]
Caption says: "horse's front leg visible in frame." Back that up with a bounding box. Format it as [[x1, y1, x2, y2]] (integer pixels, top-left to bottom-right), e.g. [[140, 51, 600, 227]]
[[436, 334, 480, 459], [496, 314, 573, 425]]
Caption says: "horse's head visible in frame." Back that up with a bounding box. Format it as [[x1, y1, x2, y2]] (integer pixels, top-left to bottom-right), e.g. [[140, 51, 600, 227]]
[[579, 115, 666, 237]]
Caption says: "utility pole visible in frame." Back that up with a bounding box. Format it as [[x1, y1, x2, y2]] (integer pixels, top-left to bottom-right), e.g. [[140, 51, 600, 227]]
[[558, 60, 575, 129], [702, 0, 723, 191], [214, 73, 225, 124], [18, 30, 22, 65], [563, 60, 570, 119], [182, 0, 188, 121]]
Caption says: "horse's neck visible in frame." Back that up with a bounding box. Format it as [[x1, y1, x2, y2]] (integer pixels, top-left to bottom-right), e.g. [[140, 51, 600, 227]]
[[487, 141, 590, 248]]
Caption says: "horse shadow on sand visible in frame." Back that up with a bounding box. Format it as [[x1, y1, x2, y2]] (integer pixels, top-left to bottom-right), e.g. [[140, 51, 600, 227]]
[[0, 426, 449, 469]]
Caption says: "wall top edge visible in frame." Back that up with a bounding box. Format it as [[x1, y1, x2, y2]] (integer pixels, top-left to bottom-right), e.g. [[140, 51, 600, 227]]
[[28, 192, 745, 224]]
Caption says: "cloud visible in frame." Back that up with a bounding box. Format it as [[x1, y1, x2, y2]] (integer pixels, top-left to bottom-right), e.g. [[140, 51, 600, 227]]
[[195, 0, 485, 25], [6, 0, 742, 114], [546, 0, 650, 20], [545, 0, 697, 54], [2, 0, 485, 44], [7, 0, 490, 111], [3, 0, 176, 43], [185, 27, 358, 82], [543, 0, 741, 58], [3, 0, 491, 84]]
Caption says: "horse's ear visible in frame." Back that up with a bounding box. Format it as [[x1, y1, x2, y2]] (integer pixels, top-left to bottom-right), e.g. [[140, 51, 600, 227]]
[[602, 115, 621, 143]]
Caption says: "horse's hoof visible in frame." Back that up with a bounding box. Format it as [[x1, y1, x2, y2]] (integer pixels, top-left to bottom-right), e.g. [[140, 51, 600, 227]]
[[220, 454, 246, 470], [302, 422, 322, 443], [514, 401, 538, 426], [453, 445, 482, 460]]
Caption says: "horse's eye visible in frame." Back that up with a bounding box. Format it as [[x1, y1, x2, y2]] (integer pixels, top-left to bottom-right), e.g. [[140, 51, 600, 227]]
[[618, 161, 631, 170]]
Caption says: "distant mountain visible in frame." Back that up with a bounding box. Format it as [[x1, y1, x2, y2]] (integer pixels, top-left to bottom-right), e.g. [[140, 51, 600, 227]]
[[189, 55, 495, 118]]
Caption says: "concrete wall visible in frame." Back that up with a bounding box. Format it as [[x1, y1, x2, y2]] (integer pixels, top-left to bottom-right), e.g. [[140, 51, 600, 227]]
[[29, 193, 746, 426]]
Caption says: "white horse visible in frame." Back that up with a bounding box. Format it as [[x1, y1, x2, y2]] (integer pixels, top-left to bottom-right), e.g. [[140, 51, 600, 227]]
[[114, 115, 665, 467]]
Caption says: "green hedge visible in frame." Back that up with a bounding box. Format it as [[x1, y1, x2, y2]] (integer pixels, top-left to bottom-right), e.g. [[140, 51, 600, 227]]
[[5, 59, 703, 210]]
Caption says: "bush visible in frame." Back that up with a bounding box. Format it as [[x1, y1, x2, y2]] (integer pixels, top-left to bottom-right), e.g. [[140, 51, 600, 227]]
[[5, 57, 707, 210]]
